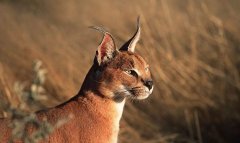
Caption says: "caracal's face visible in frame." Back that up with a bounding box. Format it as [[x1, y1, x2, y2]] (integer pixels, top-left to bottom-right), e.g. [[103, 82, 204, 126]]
[[92, 18, 153, 102], [96, 51, 153, 101]]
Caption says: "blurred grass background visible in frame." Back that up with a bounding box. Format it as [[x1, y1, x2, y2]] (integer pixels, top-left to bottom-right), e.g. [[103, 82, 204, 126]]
[[0, 0, 240, 142]]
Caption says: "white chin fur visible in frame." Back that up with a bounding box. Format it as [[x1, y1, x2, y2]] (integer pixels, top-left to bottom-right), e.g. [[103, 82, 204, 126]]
[[135, 94, 150, 100]]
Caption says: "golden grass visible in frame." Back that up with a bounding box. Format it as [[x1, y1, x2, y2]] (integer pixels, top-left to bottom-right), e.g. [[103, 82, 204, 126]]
[[0, 0, 240, 142]]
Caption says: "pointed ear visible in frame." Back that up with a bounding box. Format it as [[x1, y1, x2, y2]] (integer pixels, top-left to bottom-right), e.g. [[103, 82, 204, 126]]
[[120, 17, 141, 52], [95, 30, 117, 66]]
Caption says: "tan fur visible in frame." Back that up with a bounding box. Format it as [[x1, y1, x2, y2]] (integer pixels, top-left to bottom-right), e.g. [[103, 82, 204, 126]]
[[0, 20, 153, 143]]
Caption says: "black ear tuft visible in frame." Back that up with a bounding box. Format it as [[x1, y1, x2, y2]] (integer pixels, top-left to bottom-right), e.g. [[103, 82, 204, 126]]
[[120, 17, 141, 52]]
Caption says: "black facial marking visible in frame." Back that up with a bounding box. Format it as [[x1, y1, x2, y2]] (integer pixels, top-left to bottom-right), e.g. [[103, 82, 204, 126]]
[[112, 94, 125, 103]]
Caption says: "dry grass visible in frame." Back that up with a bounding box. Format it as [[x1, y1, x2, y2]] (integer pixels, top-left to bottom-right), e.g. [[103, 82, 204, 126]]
[[0, 0, 240, 142]]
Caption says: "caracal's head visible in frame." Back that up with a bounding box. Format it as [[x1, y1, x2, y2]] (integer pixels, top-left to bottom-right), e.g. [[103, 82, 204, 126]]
[[90, 18, 153, 102]]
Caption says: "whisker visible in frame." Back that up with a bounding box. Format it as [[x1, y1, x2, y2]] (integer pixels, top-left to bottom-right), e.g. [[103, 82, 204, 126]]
[[131, 87, 142, 90]]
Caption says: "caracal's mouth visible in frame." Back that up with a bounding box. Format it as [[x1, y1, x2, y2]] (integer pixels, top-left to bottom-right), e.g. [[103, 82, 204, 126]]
[[128, 86, 154, 100], [113, 85, 154, 102]]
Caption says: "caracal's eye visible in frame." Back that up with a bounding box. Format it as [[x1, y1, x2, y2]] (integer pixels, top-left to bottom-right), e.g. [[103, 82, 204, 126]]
[[125, 69, 138, 77]]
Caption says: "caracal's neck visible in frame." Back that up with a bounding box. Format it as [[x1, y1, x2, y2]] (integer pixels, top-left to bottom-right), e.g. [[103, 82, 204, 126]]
[[71, 65, 126, 127], [78, 91, 126, 124], [55, 70, 126, 143]]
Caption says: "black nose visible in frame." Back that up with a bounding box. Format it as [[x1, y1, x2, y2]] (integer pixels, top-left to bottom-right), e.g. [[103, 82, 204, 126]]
[[144, 80, 153, 90]]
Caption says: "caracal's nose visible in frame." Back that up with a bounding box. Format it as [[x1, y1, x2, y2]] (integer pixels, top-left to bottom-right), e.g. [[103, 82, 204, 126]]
[[144, 80, 153, 90]]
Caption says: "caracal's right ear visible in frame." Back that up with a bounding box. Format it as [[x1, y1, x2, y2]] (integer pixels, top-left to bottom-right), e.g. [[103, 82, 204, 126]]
[[91, 26, 117, 66], [120, 17, 141, 53]]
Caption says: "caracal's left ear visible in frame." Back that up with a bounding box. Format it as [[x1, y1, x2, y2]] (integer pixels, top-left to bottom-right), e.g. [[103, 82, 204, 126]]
[[120, 17, 141, 52], [91, 26, 117, 66]]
